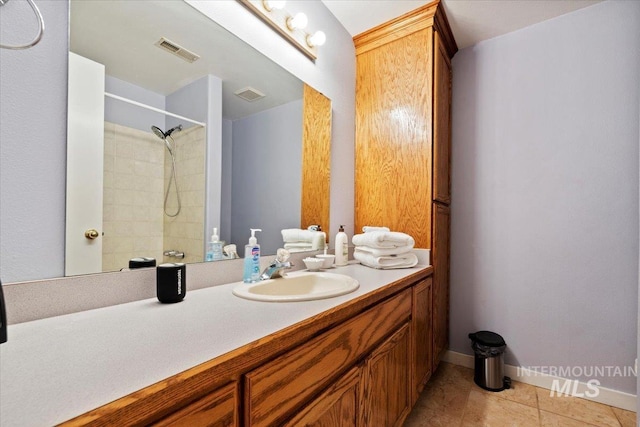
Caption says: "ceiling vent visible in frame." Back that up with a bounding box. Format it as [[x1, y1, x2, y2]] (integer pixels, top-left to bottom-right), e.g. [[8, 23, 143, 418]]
[[154, 37, 200, 63], [234, 87, 266, 102]]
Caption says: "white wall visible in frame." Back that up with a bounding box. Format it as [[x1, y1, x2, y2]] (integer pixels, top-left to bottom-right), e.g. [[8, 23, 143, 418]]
[[105, 76, 166, 132], [450, 0, 640, 393]]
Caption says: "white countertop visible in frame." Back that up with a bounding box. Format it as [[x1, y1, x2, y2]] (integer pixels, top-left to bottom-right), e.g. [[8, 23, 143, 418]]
[[0, 262, 428, 426]]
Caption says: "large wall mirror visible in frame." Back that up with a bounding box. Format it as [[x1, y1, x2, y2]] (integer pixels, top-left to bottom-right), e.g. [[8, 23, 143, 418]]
[[66, 0, 331, 276]]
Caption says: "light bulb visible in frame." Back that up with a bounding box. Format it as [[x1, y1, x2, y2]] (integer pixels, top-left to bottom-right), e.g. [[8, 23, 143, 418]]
[[307, 31, 326, 47], [262, 0, 286, 11], [287, 12, 308, 30]]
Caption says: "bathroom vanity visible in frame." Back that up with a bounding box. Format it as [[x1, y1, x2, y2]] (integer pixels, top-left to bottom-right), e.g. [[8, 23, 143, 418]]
[[0, 263, 435, 426]]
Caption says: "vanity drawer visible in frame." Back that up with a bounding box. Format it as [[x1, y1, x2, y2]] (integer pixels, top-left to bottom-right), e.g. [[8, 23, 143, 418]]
[[154, 382, 238, 427], [244, 288, 412, 427]]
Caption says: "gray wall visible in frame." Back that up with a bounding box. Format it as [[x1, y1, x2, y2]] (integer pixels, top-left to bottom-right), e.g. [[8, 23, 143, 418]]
[[188, 0, 356, 246], [229, 100, 303, 257], [221, 118, 233, 244], [105, 75, 165, 132], [166, 74, 223, 255], [0, 0, 69, 282], [450, 0, 640, 393]]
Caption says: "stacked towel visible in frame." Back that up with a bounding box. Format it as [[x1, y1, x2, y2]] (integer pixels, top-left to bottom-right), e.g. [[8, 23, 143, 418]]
[[282, 229, 326, 252], [352, 229, 417, 269]]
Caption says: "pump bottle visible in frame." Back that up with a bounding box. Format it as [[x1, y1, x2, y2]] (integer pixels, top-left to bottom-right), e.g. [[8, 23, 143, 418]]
[[243, 228, 262, 283], [206, 228, 224, 261], [335, 225, 349, 266]]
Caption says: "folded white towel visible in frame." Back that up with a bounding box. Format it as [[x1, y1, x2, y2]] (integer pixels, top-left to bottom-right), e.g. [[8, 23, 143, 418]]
[[353, 250, 418, 269], [352, 231, 415, 249], [284, 242, 314, 249], [355, 245, 413, 257], [283, 231, 325, 251], [362, 226, 390, 233], [281, 229, 319, 243]]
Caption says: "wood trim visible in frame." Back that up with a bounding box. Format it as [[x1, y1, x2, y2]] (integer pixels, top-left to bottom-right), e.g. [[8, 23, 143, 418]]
[[353, 0, 457, 58], [301, 84, 332, 236], [353, 2, 437, 56], [60, 267, 432, 426]]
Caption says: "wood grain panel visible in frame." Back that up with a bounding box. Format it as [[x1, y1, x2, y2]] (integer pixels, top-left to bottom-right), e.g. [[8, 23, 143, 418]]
[[433, 31, 452, 204], [244, 289, 411, 427], [432, 203, 450, 370], [153, 382, 238, 427], [411, 278, 432, 405], [363, 322, 411, 427], [355, 27, 433, 248], [301, 84, 332, 236], [284, 366, 363, 427]]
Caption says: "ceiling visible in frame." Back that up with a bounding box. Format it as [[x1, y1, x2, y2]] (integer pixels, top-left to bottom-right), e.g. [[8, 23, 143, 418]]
[[71, 0, 302, 121], [321, 0, 604, 49]]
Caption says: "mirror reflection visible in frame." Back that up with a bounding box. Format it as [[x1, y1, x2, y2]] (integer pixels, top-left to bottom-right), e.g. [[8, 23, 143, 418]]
[[67, 0, 330, 276]]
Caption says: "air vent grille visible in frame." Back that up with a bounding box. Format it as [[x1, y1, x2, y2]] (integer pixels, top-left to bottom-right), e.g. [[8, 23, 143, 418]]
[[154, 37, 200, 63], [234, 87, 266, 102]]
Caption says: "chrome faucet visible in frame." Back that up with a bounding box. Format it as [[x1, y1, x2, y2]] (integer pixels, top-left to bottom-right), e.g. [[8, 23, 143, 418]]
[[260, 248, 293, 280]]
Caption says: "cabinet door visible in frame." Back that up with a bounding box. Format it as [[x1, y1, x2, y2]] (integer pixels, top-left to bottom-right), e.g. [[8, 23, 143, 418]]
[[284, 366, 364, 427], [153, 382, 238, 427], [355, 27, 434, 249], [432, 203, 450, 370], [412, 278, 432, 404], [433, 31, 452, 204], [363, 323, 411, 427]]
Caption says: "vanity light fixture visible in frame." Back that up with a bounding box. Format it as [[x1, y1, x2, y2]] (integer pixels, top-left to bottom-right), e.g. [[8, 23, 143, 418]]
[[306, 31, 326, 48], [286, 12, 308, 31], [237, 0, 326, 61], [262, 0, 285, 12]]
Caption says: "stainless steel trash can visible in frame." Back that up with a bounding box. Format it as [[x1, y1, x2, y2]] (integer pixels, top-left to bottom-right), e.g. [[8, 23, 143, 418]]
[[468, 331, 511, 391]]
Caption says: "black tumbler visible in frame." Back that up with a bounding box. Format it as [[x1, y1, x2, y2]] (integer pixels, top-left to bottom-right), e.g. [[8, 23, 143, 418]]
[[156, 263, 186, 303]]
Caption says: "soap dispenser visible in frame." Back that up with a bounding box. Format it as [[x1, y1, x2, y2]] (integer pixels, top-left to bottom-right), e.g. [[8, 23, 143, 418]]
[[206, 228, 224, 261], [243, 228, 262, 283]]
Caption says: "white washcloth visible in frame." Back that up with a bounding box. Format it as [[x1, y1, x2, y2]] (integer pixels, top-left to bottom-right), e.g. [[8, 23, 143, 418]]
[[352, 231, 415, 249], [354, 250, 418, 269], [355, 245, 413, 257], [362, 226, 391, 233], [281, 229, 318, 243]]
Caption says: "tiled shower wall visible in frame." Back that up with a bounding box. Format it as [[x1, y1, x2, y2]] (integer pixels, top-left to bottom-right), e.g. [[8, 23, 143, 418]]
[[102, 122, 205, 272], [163, 125, 206, 264]]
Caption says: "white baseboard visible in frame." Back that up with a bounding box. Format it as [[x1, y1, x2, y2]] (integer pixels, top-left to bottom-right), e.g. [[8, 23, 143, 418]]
[[443, 350, 637, 412]]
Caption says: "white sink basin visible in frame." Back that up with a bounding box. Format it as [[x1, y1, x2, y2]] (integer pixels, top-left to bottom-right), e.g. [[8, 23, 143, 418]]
[[232, 272, 360, 302]]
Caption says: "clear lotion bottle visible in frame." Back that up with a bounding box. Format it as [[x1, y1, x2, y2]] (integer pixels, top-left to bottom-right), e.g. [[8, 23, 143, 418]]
[[243, 228, 262, 283]]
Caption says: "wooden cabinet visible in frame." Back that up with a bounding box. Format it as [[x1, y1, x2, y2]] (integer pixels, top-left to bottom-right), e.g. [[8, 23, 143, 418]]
[[354, 0, 455, 375], [363, 322, 412, 427], [284, 366, 364, 427], [411, 278, 432, 404], [433, 31, 452, 205], [244, 290, 411, 427], [432, 203, 450, 369], [154, 382, 238, 427]]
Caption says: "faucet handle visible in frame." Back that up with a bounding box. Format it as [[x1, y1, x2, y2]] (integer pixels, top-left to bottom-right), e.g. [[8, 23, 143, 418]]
[[276, 248, 290, 263]]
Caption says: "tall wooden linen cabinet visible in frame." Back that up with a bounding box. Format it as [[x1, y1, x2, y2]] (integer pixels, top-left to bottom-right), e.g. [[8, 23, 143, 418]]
[[354, 0, 457, 379]]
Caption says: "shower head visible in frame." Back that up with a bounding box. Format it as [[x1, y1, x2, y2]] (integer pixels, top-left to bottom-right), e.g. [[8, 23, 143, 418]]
[[151, 125, 174, 154], [151, 125, 166, 139], [165, 124, 182, 137], [151, 124, 183, 139]]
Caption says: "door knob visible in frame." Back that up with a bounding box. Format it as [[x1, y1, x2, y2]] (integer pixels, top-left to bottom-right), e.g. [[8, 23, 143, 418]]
[[84, 229, 100, 240]]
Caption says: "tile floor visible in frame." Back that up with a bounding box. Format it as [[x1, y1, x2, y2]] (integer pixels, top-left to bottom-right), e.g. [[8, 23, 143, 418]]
[[404, 362, 637, 427]]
